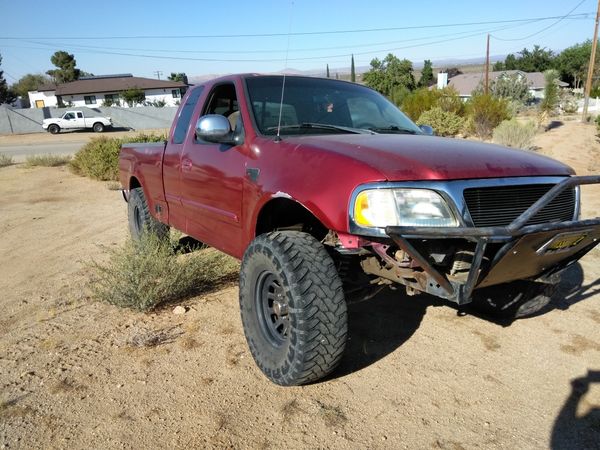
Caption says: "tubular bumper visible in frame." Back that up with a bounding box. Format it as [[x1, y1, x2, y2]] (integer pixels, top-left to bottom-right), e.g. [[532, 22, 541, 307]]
[[384, 176, 600, 305]]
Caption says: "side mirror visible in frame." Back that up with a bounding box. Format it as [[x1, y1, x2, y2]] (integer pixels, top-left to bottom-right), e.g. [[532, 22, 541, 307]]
[[195, 114, 233, 143], [419, 124, 434, 136]]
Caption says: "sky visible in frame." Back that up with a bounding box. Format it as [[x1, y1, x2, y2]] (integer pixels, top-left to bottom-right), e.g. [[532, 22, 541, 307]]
[[0, 0, 597, 83]]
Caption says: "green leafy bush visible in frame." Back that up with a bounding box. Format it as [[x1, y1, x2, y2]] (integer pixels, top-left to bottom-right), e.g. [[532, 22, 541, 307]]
[[70, 133, 166, 181], [0, 153, 13, 167], [90, 233, 239, 311], [402, 87, 464, 122], [540, 69, 560, 114], [416, 107, 464, 137], [492, 119, 537, 149], [25, 154, 71, 167], [466, 94, 511, 139]]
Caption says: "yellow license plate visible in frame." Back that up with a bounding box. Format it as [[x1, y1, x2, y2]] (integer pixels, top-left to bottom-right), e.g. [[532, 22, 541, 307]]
[[538, 231, 588, 254]]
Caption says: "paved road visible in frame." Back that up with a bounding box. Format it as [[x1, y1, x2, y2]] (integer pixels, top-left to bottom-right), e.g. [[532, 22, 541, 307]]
[[0, 141, 86, 162]]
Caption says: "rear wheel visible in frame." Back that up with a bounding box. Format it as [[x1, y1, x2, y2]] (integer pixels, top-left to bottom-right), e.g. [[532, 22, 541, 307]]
[[127, 187, 169, 242], [470, 280, 557, 319], [239, 231, 348, 386], [48, 124, 60, 134], [93, 122, 105, 133]]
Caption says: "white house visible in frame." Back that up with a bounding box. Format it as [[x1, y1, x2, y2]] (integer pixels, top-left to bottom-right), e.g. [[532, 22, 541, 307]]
[[28, 74, 188, 108], [436, 70, 568, 100]]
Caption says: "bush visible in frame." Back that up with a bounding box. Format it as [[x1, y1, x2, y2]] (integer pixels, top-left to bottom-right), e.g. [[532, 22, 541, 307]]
[[466, 94, 511, 139], [90, 233, 239, 311], [402, 87, 463, 122], [540, 69, 559, 114], [559, 90, 578, 114], [70, 133, 166, 181], [492, 119, 537, 149], [25, 154, 71, 167], [0, 153, 13, 167], [416, 107, 464, 137]]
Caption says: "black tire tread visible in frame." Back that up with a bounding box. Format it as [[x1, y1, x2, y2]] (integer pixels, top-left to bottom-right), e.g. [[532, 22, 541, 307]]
[[240, 231, 347, 386], [128, 187, 169, 241]]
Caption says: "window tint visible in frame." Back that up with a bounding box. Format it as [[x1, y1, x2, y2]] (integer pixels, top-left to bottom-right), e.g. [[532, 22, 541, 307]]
[[77, 112, 83, 118], [172, 86, 204, 144]]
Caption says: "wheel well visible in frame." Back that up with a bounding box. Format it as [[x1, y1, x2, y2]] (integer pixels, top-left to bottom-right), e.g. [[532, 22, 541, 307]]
[[255, 198, 328, 241], [129, 177, 141, 190]]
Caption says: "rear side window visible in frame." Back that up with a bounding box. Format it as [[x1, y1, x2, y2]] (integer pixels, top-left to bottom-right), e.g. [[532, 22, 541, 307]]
[[173, 86, 204, 144]]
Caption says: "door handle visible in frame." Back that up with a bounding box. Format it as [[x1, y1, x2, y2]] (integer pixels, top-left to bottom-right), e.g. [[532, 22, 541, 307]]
[[182, 159, 193, 171]]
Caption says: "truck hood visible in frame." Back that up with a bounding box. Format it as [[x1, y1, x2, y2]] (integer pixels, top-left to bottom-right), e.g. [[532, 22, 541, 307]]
[[286, 134, 574, 181]]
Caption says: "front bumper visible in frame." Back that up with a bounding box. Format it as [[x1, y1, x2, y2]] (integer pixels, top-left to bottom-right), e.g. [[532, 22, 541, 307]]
[[383, 175, 600, 305]]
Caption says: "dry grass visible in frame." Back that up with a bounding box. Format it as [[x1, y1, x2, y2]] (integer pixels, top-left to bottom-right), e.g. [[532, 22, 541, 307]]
[[179, 335, 201, 350], [126, 326, 182, 348], [24, 154, 71, 167], [0, 153, 13, 167], [316, 401, 348, 428], [90, 232, 239, 311], [106, 181, 122, 190]]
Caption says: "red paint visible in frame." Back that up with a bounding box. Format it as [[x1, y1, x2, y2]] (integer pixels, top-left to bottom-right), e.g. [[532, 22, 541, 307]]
[[119, 74, 574, 259]]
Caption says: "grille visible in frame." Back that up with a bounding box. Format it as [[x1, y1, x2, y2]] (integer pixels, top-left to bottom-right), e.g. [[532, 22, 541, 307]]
[[463, 184, 576, 227]]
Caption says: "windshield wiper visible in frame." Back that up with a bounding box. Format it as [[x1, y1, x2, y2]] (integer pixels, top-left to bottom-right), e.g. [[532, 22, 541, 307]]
[[266, 122, 374, 135], [368, 126, 418, 135]]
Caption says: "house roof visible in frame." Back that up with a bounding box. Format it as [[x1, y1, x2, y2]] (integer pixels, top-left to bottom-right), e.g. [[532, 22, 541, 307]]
[[446, 70, 568, 96], [37, 83, 58, 92], [52, 76, 186, 95]]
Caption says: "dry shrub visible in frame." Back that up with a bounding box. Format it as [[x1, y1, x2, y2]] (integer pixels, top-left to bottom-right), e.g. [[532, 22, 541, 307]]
[[402, 86, 463, 121], [416, 107, 464, 137], [0, 153, 13, 167], [70, 132, 166, 181], [492, 119, 537, 150], [90, 232, 239, 311], [25, 154, 71, 167]]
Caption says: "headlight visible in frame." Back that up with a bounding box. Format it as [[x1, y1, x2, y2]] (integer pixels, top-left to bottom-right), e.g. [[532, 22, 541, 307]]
[[353, 188, 458, 228]]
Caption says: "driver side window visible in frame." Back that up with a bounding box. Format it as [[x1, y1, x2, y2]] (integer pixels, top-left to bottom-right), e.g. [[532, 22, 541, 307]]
[[203, 83, 242, 133], [64, 113, 75, 120]]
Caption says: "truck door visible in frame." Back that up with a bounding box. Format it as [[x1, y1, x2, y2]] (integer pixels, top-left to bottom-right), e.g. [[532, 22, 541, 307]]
[[61, 112, 77, 129], [179, 82, 246, 257], [74, 111, 86, 128]]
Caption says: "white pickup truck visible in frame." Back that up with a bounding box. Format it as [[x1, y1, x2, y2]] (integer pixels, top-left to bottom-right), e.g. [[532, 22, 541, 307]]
[[42, 111, 112, 134]]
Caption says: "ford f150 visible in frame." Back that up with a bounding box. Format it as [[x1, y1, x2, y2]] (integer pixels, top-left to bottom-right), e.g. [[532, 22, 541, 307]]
[[119, 74, 600, 385]]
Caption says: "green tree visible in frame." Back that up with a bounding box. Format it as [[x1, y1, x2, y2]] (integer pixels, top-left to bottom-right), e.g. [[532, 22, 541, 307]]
[[326, 64, 330, 78], [497, 45, 555, 73], [11, 73, 51, 107], [418, 59, 434, 87], [46, 51, 80, 83], [168, 72, 188, 84], [350, 55, 356, 82], [540, 69, 559, 113], [363, 53, 416, 102], [555, 40, 597, 88], [121, 88, 146, 107], [0, 54, 16, 105], [491, 73, 532, 103]]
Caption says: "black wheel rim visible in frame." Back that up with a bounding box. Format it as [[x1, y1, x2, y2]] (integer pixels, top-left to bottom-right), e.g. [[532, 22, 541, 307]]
[[255, 271, 290, 347]]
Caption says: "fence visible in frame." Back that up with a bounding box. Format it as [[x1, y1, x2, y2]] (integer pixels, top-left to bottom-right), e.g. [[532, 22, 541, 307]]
[[0, 105, 178, 134]]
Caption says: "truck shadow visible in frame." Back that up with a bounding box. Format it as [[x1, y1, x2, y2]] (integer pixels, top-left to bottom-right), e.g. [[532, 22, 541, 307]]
[[550, 370, 600, 450], [333, 289, 443, 378]]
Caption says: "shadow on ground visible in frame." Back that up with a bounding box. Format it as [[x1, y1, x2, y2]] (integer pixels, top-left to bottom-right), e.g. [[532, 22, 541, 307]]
[[551, 370, 600, 450], [333, 288, 444, 378]]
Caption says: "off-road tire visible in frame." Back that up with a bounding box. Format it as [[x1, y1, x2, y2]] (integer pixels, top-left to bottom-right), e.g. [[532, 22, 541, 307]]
[[93, 122, 105, 133], [127, 187, 169, 242], [239, 231, 348, 386], [470, 280, 558, 319], [48, 124, 60, 134]]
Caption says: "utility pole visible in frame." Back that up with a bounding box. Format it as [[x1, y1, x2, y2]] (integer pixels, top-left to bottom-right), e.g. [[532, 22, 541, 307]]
[[153, 70, 163, 80], [582, 0, 600, 121], [484, 34, 490, 95]]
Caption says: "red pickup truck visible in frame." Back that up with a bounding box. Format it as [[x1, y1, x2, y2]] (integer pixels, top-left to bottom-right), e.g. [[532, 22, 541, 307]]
[[119, 74, 600, 385]]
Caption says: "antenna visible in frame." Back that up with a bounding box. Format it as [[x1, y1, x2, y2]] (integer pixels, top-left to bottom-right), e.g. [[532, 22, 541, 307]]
[[275, 1, 294, 142]]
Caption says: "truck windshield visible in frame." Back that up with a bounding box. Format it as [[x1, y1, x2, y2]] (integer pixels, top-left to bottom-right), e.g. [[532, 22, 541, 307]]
[[245, 76, 422, 136]]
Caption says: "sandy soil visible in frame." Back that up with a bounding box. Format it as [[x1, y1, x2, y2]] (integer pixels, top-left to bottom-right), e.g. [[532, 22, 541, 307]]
[[1, 121, 599, 449]]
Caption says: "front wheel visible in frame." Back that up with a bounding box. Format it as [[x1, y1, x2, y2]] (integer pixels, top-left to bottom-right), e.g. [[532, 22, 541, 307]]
[[239, 231, 348, 386], [48, 124, 60, 134], [127, 187, 169, 242], [93, 122, 105, 133], [470, 280, 557, 319]]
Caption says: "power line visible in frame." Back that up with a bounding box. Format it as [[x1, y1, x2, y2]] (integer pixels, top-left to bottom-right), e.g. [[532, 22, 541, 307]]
[[491, 0, 587, 41], [0, 13, 593, 41]]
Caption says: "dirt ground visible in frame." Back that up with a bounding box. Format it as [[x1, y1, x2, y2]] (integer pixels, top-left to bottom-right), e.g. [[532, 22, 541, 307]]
[[1, 120, 599, 449]]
